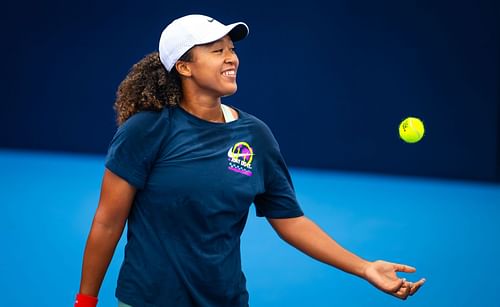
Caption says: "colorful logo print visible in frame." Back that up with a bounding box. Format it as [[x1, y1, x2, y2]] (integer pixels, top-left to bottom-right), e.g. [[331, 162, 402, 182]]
[[227, 142, 254, 176]]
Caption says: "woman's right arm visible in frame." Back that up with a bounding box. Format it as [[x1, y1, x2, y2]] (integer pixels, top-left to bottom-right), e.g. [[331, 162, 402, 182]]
[[77, 169, 136, 298]]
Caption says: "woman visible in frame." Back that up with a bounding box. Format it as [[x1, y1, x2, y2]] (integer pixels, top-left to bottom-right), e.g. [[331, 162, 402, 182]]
[[75, 14, 425, 307]]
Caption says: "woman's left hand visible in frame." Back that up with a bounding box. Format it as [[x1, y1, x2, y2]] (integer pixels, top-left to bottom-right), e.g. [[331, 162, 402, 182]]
[[363, 260, 426, 300]]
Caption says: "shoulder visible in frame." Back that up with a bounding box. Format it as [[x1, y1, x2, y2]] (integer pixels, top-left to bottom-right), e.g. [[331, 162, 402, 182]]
[[237, 108, 280, 149], [240, 111, 276, 143], [238, 109, 274, 135], [117, 108, 171, 137], [120, 109, 168, 129]]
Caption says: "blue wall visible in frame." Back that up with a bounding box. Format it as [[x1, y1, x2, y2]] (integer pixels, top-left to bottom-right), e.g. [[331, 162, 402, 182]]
[[1, 0, 499, 181]]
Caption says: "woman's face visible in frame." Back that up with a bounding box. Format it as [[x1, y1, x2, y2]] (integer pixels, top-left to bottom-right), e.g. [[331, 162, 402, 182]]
[[183, 35, 239, 98]]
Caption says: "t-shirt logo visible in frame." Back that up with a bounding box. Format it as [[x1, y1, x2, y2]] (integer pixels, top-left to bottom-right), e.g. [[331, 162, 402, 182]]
[[227, 142, 254, 176]]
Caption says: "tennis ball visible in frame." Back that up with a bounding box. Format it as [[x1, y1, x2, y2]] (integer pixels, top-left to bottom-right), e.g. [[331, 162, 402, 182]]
[[399, 117, 425, 143]]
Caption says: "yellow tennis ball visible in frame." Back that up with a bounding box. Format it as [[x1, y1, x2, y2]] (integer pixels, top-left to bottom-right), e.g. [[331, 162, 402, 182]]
[[399, 117, 425, 143]]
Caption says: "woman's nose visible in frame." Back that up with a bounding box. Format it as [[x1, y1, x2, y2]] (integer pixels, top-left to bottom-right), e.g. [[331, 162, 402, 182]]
[[224, 50, 238, 64]]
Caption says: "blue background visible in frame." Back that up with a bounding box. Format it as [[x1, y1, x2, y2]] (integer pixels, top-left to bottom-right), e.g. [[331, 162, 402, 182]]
[[1, 2, 500, 306], [2, 150, 499, 306], [1, 0, 499, 182]]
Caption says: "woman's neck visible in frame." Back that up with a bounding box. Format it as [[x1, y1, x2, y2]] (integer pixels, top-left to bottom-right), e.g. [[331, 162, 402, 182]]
[[179, 97, 225, 123]]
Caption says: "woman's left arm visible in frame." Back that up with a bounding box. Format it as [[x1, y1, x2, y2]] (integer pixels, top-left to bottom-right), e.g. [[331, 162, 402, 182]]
[[267, 216, 425, 300]]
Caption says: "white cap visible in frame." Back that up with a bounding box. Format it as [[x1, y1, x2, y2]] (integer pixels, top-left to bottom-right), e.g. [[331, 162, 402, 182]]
[[159, 14, 249, 72]]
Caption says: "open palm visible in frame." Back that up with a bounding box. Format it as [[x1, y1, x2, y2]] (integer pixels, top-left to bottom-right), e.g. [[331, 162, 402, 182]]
[[364, 260, 426, 300]]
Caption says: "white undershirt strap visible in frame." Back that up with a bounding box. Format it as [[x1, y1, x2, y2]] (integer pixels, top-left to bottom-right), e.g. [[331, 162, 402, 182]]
[[221, 104, 236, 123]]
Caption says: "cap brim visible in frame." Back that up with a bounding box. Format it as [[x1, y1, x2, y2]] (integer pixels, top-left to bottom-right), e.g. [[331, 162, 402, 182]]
[[227, 22, 249, 42]]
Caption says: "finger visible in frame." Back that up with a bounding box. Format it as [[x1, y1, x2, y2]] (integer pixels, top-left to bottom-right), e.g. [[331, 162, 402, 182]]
[[393, 263, 416, 273], [409, 278, 426, 296], [393, 287, 410, 300], [394, 294, 408, 300], [393, 289, 406, 300], [393, 281, 411, 299], [394, 286, 408, 296], [403, 282, 412, 295], [394, 291, 408, 300], [386, 278, 405, 292]]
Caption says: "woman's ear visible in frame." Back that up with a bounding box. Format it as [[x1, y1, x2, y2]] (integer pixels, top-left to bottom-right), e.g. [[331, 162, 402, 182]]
[[175, 61, 192, 77]]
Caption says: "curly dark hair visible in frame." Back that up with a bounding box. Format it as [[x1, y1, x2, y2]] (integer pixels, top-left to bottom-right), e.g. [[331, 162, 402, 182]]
[[113, 51, 192, 125]]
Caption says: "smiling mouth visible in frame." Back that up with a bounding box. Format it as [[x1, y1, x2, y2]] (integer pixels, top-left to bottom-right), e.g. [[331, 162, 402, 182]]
[[222, 70, 236, 77]]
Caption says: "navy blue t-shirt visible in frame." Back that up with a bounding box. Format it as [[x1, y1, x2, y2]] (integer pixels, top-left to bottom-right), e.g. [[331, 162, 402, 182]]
[[105, 106, 303, 307]]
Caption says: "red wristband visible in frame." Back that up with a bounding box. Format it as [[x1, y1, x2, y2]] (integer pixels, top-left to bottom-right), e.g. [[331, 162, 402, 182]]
[[74, 293, 98, 307]]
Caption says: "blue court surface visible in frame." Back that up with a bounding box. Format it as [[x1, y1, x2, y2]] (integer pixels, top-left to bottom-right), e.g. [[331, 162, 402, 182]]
[[1, 149, 499, 307]]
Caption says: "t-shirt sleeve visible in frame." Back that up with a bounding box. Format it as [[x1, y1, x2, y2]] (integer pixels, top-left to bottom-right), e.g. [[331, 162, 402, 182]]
[[253, 123, 304, 218], [105, 111, 166, 189]]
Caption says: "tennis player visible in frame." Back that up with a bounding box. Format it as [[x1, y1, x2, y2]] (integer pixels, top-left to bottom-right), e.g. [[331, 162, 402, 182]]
[[75, 14, 425, 307]]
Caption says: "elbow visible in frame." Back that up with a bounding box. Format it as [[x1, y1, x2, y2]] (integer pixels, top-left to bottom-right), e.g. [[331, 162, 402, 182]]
[[91, 207, 128, 235], [269, 216, 307, 242]]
